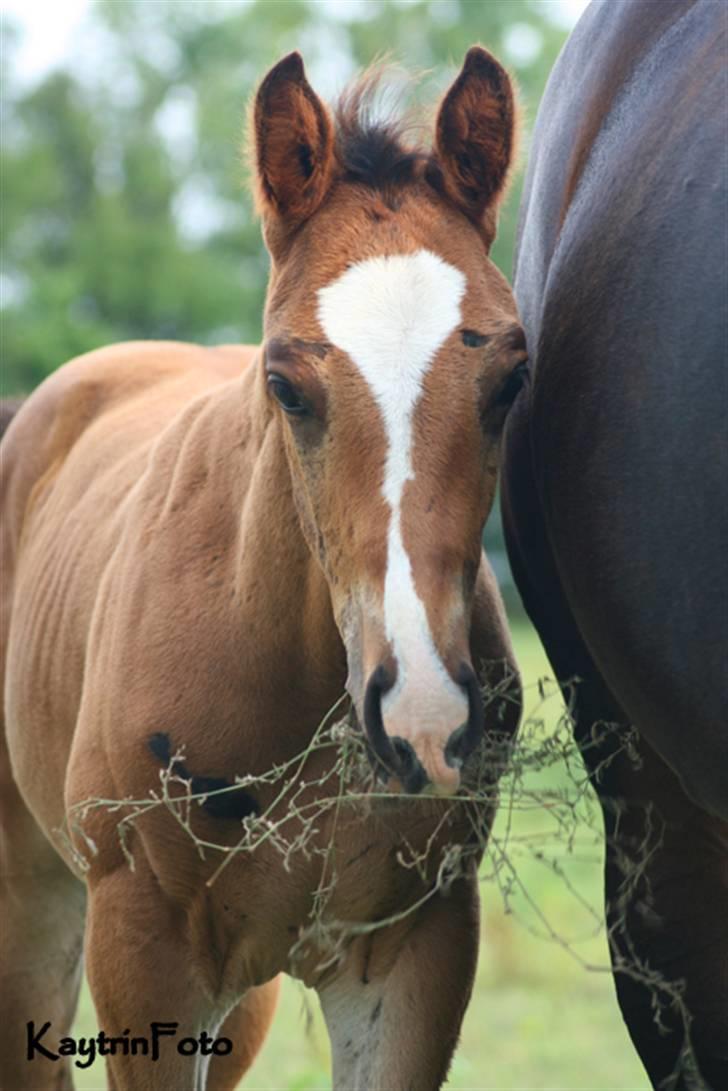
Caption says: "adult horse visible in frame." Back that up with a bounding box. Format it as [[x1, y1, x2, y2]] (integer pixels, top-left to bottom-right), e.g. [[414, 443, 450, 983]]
[[502, 1, 727, 1088], [0, 48, 526, 1090]]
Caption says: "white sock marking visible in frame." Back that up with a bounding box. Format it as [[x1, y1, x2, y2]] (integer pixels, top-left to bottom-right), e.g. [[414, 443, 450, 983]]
[[317, 250, 469, 735]]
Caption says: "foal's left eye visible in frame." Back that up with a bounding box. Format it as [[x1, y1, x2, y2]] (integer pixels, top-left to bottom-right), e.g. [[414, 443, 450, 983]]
[[267, 374, 307, 416]]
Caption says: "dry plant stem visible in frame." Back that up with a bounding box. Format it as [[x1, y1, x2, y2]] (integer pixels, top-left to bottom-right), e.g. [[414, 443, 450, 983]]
[[64, 675, 697, 1071]]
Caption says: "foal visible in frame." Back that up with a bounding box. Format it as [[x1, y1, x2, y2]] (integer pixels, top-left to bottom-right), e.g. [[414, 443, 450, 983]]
[[0, 49, 525, 1090]]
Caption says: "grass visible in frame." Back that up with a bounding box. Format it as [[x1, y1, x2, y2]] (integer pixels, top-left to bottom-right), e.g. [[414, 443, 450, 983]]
[[71, 620, 648, 1090]]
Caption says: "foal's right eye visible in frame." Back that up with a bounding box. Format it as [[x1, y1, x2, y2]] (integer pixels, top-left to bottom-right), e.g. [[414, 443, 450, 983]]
[[267, 374, 308, 416]]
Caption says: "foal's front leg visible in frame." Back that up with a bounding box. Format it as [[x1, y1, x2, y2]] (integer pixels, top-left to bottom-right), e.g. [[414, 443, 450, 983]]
[[318, 875, 479, 1091], [85, 864, 232, 1091]]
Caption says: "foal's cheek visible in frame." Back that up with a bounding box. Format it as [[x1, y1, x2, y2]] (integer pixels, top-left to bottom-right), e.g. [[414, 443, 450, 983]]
[[481, 440, 503, 507], [278, 426, 328, 558]]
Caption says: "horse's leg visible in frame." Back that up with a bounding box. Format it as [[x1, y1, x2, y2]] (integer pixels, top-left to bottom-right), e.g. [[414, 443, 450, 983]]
[[206, 979, 280, 1091], [85, 862, 232, 1091], [530, 643, 728, 1089], [317, 874, 479, 1091], [528, 651, 728, 1088], [601, 746, 728, 1091], [0, 753, 86, 1090]]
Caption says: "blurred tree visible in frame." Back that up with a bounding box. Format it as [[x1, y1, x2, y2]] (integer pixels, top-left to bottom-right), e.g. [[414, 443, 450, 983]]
[[1, 0, 568, 392]]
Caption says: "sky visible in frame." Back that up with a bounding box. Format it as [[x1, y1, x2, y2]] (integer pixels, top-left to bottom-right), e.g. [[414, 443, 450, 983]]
[[1, 0, 593, 88]]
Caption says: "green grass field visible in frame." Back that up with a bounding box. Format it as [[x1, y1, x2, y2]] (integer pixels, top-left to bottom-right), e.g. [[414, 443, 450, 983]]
[[72, 621, 648, 1090]]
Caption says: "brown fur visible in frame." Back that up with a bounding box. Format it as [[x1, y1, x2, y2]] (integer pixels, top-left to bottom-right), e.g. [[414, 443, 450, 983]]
[[1, 50, 523, 1090]]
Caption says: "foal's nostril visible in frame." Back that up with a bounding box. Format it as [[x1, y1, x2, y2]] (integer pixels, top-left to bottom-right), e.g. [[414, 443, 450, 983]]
[[444, 723, 469, 769], [363, 664, 400, 775], [444, 663, 485, 770], [391, 737, 429, 795]]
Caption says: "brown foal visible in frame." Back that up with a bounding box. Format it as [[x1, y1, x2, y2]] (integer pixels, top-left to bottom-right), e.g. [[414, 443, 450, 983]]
[[0, 48, 526, 1090]]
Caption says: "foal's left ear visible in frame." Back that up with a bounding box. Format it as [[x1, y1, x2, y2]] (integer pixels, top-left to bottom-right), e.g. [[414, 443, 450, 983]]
[[253, 52, 334, 227], [434, 46, 516, 238]]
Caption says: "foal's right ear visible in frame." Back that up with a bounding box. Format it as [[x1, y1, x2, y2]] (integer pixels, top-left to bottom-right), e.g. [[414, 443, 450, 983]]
[[253, 52, 334, 228]]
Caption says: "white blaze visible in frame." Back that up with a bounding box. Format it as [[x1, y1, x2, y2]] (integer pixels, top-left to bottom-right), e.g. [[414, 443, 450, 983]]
[[317, 250, 469, 739]]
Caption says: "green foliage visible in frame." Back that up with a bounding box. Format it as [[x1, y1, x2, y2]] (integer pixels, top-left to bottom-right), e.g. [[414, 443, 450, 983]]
[[1, 0, 568, 394]]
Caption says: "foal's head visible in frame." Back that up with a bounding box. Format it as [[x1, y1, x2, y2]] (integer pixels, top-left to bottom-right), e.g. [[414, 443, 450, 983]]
[[253, 49, 525, 795]]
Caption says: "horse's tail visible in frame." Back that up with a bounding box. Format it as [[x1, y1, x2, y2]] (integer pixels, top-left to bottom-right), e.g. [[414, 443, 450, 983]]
[[0, 398, 24, 443]]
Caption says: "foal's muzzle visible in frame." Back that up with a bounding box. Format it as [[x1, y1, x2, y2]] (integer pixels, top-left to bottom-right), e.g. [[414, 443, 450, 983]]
[[362, 662, 484, 794]]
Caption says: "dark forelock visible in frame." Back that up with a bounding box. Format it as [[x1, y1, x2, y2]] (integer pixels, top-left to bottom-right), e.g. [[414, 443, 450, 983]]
[[334, 67, 429, 191]]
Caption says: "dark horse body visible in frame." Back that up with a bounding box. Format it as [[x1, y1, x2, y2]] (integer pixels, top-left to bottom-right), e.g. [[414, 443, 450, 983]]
[[502, 1, 727, 1087]]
